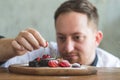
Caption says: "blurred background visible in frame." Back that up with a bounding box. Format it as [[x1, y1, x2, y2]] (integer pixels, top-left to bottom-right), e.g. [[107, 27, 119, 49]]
[[0, 0, 120, 58]]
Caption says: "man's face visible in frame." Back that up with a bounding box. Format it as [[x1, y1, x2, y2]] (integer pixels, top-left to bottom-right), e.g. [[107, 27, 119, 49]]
[[55, 12, 100, 65]]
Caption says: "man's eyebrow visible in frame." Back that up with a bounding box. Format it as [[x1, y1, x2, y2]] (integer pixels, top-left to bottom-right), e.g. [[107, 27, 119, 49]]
[[73, 32, 80, 34], [56, 33, 64, 36], [72, 32, 84, 35], [57, 33, 62, 34], [57, 32, 84, 35]]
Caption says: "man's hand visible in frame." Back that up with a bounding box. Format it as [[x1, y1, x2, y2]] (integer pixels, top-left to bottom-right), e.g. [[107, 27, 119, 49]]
[[12, 28, 47, 55]]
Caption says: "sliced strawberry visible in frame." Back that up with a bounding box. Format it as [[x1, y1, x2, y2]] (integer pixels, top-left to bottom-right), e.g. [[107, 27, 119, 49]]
[[36, 57, 41, 62], [59, 60, 71, 67], [48, 60, 59, 67], [42, 54, 51, 59], [46, 54, 51, 58]]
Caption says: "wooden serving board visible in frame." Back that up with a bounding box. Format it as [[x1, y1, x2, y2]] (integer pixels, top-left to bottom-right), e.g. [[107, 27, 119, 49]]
[[8, 64, 97, 76]]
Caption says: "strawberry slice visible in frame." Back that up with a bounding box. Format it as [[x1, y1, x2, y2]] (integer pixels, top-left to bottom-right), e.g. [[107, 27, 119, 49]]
[[36, 57, 41, 62], [59, 60, 71, 67], [48, 60, 59, 67], [42, 54, 51, 59]]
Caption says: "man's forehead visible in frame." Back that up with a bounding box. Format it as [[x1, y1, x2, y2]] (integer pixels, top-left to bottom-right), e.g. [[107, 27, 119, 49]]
[[56, 12, 88, 22], [55, 11, 97, 32], [55, 12, 89, 27]]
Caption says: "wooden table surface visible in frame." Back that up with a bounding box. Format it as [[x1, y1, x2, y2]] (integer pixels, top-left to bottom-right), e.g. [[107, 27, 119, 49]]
[[0, 67, 120, 80]]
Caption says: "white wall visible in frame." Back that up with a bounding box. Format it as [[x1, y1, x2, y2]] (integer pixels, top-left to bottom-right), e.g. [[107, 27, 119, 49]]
[[0, 0, 120, 58], [0, 0, 66, 41]]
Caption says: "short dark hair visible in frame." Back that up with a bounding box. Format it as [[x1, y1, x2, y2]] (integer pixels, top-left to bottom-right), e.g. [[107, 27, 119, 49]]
[[54, 0, 99, 30]]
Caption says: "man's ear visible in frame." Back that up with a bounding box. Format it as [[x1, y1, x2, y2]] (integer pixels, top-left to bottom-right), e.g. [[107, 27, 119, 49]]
[[95, 31, 103, 46]]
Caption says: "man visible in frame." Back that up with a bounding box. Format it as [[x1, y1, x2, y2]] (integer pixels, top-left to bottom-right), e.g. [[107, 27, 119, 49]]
[[1, 0, 120, 67]]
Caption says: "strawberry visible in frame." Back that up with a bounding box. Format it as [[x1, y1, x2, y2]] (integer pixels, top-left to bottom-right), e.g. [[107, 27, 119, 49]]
[[36, 57, 41, 62], [48, 60, 59, 67], [42, 54, 51, 59], [59, 60, 71, 67]]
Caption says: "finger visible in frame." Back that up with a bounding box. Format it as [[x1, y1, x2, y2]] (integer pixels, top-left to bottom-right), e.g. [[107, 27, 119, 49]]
[[12, 40, 25, 51], [12, 40, 29, 55], [16, 36, 34, 51], [26, 28, 47, 47], [45, 41, 49, 47], [18, 30, 40, 49]]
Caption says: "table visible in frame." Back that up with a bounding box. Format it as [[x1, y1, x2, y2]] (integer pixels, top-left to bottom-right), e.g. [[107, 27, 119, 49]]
[[0, 67, 120, 80]]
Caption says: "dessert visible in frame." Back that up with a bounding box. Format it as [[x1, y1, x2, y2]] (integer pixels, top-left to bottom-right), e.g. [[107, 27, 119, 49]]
[[29, 54, 80, 68], [29, 54, 55, 67]]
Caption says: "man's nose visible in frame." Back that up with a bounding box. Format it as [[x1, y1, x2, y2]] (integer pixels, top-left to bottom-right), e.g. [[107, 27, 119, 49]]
[[64, 40, 74, 53]]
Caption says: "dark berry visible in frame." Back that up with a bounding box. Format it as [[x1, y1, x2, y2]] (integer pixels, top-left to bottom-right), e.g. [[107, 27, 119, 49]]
[[29, 61, 40, 67]]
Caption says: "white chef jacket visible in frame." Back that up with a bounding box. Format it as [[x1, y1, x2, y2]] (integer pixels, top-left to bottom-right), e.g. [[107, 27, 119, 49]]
[[96, 48, 120, 67], [1, 42, 120, 68]]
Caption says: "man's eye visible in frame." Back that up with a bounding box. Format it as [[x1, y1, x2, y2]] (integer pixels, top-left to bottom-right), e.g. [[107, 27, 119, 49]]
[[75, 36, 80, 40], [74, 36, 84, 41], [58, 36, 65, 42]]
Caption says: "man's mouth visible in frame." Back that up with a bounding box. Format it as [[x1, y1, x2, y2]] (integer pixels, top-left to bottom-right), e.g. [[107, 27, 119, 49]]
[[64, 54, 77, 59]]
